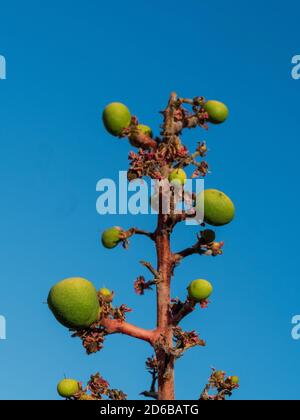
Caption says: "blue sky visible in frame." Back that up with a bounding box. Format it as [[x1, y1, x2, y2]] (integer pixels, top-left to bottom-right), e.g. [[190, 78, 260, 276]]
[[0, 0, 300, 400]]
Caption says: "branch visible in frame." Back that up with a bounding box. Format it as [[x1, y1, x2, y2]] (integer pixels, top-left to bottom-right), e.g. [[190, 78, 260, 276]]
[[171, 299, 196, 325], [199, 369, 239, 401], [173, 230, 223, 262], [121, 228, 155, 241], [174, 245, 203, 260], [140, 356, 159, 400], [140, 260, 161, 280], [101, 318, 156, 344], [126, 126, 158, 150]]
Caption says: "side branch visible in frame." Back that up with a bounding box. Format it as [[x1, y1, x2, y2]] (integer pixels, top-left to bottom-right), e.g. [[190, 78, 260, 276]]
[[101, 318, 156, 344], [171, 299, 196, 325], [140, 260, 161, 280], [122, 228, 155, 241]]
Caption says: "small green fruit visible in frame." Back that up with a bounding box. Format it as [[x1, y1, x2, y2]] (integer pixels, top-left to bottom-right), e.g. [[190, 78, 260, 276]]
[[102, 102, 131, 136], [168, 169, 187, 186], [99, 287, 111, 297], [57, 379, 79, 398], [197, 189, 235, 226], [101, 227, 122, 249], [230, 376, 239, 385], [188, 279, 213, 302], [48, 277, 100, 329], [99, 287, 114, 303], [129, 124, 153, 148], [137, 124, 153, 137], [204, 100, 229, 124]]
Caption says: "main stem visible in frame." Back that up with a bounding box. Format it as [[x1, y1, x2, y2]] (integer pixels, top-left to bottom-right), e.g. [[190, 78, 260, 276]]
[[155, 213, 175, 400]]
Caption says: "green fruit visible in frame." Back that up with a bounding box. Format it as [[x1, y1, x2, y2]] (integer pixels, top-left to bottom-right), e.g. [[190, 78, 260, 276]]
[[57, 379, 79, 398], [129, 124, 153, 148], [99, 287, 114, 303], [101, 227, 122, 249], [137, 124, 153, 137], [168, 169, 187, 186], [102, 102, 131, 136], [48, 277, 100, 329], [197, 189, 235, 226], [230, 376, 239, 385], [204, 100, 229, 124], [99, 287, 111, 297], [188, 279, 213, 302]]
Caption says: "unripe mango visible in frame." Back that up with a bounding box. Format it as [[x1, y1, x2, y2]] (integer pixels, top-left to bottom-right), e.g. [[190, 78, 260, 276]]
[[57, 379, 79, 398], [197, 189, 235, 226], [103, 102, 131, 136], [168, 168, 187, 186], [48, 277, 100, 329], [188, 279, 213, 302], [101, 227, 123, 249], [204, 100, 229, 124]]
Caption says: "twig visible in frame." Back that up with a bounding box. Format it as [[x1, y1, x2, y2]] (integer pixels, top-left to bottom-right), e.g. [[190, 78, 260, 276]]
[[140, 260, 161, 280]]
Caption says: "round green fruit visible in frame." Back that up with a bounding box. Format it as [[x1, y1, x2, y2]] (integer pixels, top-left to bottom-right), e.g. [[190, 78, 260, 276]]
[[102, 102, 131, 136], [137, 124, 152, 137], [101, 227, 122, 249], [48, 277, 100, 329], [129, 124, 153, 148], [99, 287, 112, 297], [188, 279, 213, 302], [57, 379, 79, 398], [230, 376, 239, 385], [168, 169, 187, 186], [197, 189, 235, 226], [204, 100, 229, 124], [99, 287, 114, 303]]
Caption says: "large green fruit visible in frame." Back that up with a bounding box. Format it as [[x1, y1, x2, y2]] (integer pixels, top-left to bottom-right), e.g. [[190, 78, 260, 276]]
[[101, 227, 122, 249], [102, 102, 131, 136], [168, 168, 187, 186], [204, 100, 229, 124], [57, 379, 79, 398], [48, 277, 100, 329], [188, 279, 213, 302], [197, 189, 235, 226], [129, 124, 153, 148]]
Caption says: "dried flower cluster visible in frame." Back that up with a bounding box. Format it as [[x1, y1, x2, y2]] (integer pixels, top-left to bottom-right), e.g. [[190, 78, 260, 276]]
[[72, 373, 127, 401]]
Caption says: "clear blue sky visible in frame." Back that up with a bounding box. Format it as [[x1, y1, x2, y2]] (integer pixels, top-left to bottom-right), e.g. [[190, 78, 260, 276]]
[[0, 0, 299, 400]]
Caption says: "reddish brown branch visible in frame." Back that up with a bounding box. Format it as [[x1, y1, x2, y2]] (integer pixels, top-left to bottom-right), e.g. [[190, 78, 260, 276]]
[[122, 227, 155, 241], [101, 318, 156, 345], [128, 130, 158, 150], [171, 299, 196, 325]]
